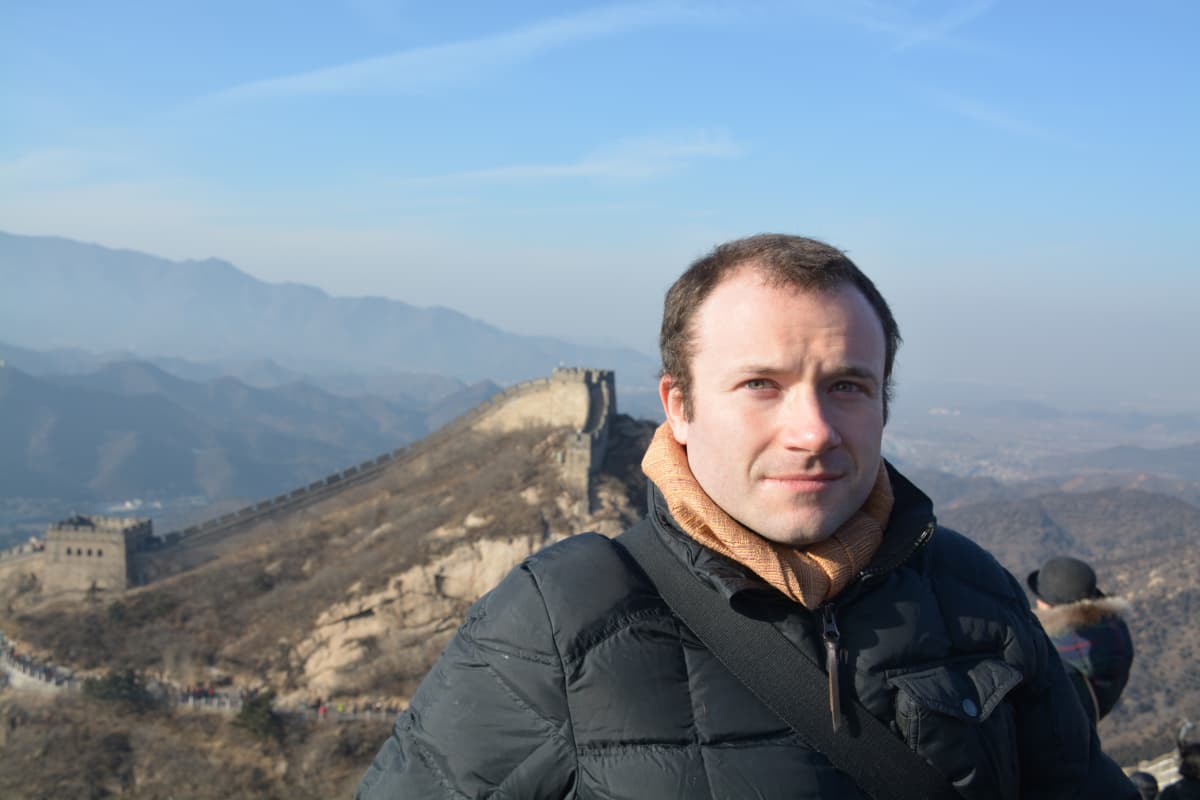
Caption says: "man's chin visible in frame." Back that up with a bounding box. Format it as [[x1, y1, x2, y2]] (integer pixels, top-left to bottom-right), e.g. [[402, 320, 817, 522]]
[[755, 519, 840, 548]]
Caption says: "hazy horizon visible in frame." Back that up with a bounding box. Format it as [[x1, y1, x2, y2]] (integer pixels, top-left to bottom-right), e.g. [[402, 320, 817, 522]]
[[3, 2, 1198, 412]]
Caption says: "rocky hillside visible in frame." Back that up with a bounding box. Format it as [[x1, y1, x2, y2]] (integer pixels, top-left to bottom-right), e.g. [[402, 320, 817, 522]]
[[1, 414, 654, 721], [0, 695, 384, 800], [0, 412, 655, 795]]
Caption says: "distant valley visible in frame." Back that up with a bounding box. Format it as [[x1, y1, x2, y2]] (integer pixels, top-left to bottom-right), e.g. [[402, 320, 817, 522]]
[[0, 351, 499, 543]]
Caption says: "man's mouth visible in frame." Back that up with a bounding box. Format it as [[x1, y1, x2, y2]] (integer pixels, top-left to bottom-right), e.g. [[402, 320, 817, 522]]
[[763, 473, 843, 492]]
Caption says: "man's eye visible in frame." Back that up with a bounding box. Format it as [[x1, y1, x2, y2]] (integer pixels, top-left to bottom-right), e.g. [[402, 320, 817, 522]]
[[744, 379, 772, 391], [832, 381, 864, 393]]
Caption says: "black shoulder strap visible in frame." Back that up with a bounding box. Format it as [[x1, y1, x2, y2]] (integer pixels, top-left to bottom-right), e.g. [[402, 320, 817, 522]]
[[616, 519, 959, 800]]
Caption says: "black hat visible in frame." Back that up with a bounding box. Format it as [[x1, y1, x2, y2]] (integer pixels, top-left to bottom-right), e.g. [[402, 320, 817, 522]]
[[1182, 720, 1199, 750], [1026, 557, 1104, 606], [1127, 771, 1158, 800]]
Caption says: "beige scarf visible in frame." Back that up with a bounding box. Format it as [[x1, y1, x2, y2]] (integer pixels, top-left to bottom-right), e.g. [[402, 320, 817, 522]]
[[642, 423, 892, 609]]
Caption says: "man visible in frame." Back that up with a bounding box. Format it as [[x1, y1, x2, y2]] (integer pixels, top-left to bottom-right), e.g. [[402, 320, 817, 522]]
[[356, 234, 1135, 798], [1161, 721, 1200, 799], [1028, 555, 1135, 723]]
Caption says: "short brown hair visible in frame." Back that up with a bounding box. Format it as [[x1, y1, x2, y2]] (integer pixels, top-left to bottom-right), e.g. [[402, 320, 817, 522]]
[[660, 233, 901, 421]]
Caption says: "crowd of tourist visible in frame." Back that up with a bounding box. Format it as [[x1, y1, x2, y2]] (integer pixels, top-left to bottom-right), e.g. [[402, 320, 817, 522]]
[[0, 634, 74, 688], [3, 629, 403, 724], [307, 697, 403, 721]]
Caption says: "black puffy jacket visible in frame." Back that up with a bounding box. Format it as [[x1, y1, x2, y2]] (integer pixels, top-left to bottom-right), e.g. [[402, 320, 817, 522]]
[[356, 466, 1135, 799], [1162, 778, 1200, 800]]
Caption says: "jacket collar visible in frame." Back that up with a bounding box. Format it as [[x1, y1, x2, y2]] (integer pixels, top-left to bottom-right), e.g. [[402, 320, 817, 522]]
[[1034, 596, 1130, 635], [646, 460, 937, 606]]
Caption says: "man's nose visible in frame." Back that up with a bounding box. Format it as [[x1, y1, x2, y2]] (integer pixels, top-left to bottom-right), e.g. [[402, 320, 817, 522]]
[[779, 391, 842, 452]]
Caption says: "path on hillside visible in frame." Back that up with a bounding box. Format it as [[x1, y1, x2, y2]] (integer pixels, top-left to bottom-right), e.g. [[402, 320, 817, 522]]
[[1, 628, 398, 724]]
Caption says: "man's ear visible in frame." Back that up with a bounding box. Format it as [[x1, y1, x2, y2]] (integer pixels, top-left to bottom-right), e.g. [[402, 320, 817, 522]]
[[659, 375, 689, 445]]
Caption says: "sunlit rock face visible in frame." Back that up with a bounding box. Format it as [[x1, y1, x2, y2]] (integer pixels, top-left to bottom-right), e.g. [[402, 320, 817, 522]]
[[297, 533, 551, 698]]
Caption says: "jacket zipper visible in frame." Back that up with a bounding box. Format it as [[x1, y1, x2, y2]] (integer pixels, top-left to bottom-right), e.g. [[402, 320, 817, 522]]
[[816, 520, 936, 738], [858, 521, 936, 582], [822, 603, 842, 733], [817, 522, 935, 736]]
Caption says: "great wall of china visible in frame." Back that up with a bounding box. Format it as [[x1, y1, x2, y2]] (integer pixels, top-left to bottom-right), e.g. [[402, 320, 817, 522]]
[[0, 367, 616, 595]]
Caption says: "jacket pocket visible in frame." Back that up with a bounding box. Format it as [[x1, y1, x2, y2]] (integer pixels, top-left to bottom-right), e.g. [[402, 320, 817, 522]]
[[886, 656, 1023, 800]]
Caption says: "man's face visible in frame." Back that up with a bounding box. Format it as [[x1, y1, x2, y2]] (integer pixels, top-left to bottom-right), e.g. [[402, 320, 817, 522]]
[[661, 267, 886, 547]]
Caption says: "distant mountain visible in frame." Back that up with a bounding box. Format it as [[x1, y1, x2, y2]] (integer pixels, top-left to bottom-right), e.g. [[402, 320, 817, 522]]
[[0, 340, 125, 376], [942, 488, 1200, 579], [0, 360, 497, 505], [897, 467, 1055, 511], [1037, 441, 1200, 481], [45, 360, 431, 449], [899, 465, 1200, 513], [892, 379, 1200, 434], [1053, 470, 1200, 508], [0, 231, 658, 390], [0, 339, 492, 410], [884, 389, 1200, 483], [2, 362, 242, 500]]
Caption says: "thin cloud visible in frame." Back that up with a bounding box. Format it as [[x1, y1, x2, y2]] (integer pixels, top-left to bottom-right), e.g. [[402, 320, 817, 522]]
[[404, 130, 744, 184], [0, 147, 129, 189], [204, 2, 710, 105], [0, 148, 88, 186], [923, 89, 1078, 145], [818, 0, 996, 56], [886, 0, 995, 54]]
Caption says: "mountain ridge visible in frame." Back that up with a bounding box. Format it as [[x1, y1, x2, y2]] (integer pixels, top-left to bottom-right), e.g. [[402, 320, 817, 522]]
[[0, 230, 658, 387], [0, 360, 496, 512]]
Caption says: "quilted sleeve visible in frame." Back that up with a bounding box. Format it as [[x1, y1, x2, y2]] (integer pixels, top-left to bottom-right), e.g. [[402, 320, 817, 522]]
[[354, 559, 576, 799]]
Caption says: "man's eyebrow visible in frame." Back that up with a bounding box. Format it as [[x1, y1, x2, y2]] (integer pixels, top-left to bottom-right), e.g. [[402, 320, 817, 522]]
[[731, 364, 881, 383], [832, 365, 881, 384], [731, 364, 789, 377]]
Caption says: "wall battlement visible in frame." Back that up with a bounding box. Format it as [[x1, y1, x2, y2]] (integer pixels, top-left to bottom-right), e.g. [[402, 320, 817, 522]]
[[47, 514, 153, 541]]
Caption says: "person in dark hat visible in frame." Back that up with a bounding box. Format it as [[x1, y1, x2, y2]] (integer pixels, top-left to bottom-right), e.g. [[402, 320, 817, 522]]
[[1129, 770, 1160, 800], [1028, 556, 1135, 723], [1162, 721, 1200, 799]]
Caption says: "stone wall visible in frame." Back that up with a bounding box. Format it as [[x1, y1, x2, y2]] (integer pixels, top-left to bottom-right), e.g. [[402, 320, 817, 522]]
[[143, 367, 618, 548], [557, 369, 616, 497], [0, 546, 42, 596], [40, 516, 152, 595], [92, 367, 615, 582], [472, 368, 596, 434]]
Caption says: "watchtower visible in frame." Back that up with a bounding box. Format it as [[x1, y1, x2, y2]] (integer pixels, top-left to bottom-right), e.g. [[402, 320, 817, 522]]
[[42, 514, 153, 594]]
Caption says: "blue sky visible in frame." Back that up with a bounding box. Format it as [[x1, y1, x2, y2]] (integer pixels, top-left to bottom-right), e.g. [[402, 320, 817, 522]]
[[2, 1, 1198, 411]]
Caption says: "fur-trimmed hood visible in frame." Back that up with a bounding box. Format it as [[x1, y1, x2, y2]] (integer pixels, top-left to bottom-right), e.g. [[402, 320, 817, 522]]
[[1035, 596, 1130, 636]]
